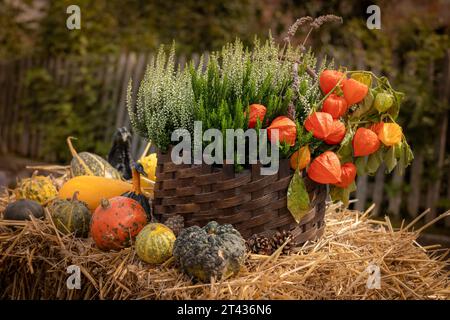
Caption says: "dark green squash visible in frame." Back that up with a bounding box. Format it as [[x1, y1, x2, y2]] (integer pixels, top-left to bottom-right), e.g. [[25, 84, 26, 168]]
[[122, 167, 152, 221], [3, 199, 45, 220], [67, 137, 122, 180], [49, 191, 91, 237], [173, 221, 246, 282]]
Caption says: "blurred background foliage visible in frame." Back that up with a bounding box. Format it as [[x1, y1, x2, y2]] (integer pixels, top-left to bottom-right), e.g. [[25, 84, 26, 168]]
[[0, 0, 449, 167]]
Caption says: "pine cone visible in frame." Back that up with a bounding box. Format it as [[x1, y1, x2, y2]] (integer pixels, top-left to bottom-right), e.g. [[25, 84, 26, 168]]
[[270, 230, 295, 255], [246, 234, 274, 255], [163, 215, 184, 236]]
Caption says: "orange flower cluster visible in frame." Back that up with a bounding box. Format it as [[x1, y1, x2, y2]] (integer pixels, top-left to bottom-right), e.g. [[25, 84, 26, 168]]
[[294, 70, 403, 190], [247, 69, 405, 193]]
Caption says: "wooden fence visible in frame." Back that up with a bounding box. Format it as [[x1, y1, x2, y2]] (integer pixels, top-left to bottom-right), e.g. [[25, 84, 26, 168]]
[[0, 51, 449, 225]]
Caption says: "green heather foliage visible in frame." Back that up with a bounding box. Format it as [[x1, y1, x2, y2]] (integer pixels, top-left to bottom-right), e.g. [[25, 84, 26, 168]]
[[128, 46, 195, 152], [128, 38, 326, 152]]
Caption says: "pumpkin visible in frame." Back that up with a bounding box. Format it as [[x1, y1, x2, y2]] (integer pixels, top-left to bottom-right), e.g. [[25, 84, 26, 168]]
[[307, 151, 342, 184], [135, 223, 176, 264], [319, 70, 345, 94], [290, 146, 311, 171], [173, 221, 246, 282], [14, 173, 58, 205], [49, 192, 91, 237], [378, 123, 403, 146], [3, 199, 44, 220], [324, 120, 346, 145], [90, 196, 147, 251], [58, 176, 132, 211], [67, 137, 122, 180], [267, 116, 297, 146], [353, 128, 380, 157], [247, 104, 267, 128], [334, 163, 357, 188], [304, 112, 334, 140], [322, 94, 348, 119], [122, 167, 152, 220]]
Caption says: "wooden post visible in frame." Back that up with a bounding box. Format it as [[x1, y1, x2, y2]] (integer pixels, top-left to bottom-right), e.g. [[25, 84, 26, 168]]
[[407, 153, 423, 218], [115, 52, 137, 129], [425, 50, 450, 222], [372, 165, 385, 216], [387, 167, 404, 218], [355, 175, 368, 212]]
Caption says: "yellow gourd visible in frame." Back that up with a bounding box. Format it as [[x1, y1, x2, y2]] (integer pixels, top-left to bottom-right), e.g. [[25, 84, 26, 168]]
[[135, 223, 176, 264], [58, 176, 132, 211], [15, 174, 58, 205], [138, 153, 157, 199]]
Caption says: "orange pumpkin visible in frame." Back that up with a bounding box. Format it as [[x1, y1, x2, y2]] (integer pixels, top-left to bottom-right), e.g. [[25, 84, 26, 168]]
[[90, 196, 147, 251], [304, 112, 334, 140], [334, 163, 357, 188], [320, 70, 346, 94], [307, 151, 342, 184], [290, 145, 311, 170], [342, 78, 368, 105], [267, 116, 297, 146], [322, 94, 348, 119], [325, 120, 346, 145], [247, 104, 267, 128], [353, 128, 380, 157]]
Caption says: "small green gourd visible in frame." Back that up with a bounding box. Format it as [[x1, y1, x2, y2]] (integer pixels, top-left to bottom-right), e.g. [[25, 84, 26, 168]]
[[50, 192, 91, 237]]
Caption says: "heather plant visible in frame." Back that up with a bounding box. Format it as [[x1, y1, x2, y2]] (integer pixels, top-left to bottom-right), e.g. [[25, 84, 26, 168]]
[[128, 45, 195, 152], [128, 37, 328, 153]]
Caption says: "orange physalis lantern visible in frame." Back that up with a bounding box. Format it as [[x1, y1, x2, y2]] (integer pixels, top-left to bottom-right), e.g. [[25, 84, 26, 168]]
[[342, 78, 368, 105], [290, 145, 311, 171], [325, 120, 346, 145], [322, 94, 348, 119], [247, 104, 267, 128], [307, 151, 342, 184], [319, 70, 346, 94], [352, 128, 380, 157], [334, 163, 357, 188], [267, 116, 297, 146], [369, 122, 384, 135], [378, 122, 403, 146], [304, 112, 334, 140]]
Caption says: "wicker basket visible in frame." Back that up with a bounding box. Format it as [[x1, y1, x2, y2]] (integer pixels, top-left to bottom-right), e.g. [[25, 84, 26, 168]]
[[153, 150, 327, 245]]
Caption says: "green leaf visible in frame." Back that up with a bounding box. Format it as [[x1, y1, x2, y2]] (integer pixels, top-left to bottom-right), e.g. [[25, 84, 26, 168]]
[[330, 181, 356, 207], [397, 141, 414, 176], [398, 143, 406, 176], [351, 89, 374, 119], [355, 156, 367, 176], [401, 140, 414, 168], [384, 146, 397, 173], [337, 127, 354, 163], [287, 170, 311, 223], [387, 90, 404, 120], [366, 148, 383, 175]]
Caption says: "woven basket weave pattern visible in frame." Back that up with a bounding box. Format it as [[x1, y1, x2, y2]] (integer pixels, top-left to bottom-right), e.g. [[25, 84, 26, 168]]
[[153, 150, 327, 244]]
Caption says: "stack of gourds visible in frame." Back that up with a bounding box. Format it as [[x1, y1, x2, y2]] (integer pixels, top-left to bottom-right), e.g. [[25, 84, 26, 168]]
[[2, 138, 246, 282]]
